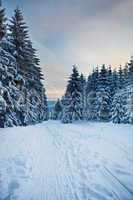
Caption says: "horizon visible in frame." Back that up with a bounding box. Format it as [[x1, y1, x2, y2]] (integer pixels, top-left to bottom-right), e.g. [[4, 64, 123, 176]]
[[4, 0, 133, 99]]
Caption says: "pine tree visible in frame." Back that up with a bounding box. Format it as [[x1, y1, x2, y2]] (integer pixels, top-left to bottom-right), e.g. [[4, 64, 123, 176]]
[[118, 66, 125, 89], [9, 7, 48, 125], [107, 66, 115, 120], [9, 7, 29, 73], [86, 67, 99, 95], [80, 73, 86, 120], [87, 90, 98, 121], [61, 93, 72, 123], [127, 85, 133, 124], [112, 69, 118, 92], [128, 57, 133, 85], [86, 74, 92, 95], [112, 95, 128, 124], [24, 40, 44, 84], [0, 3, 48, 127], [107, 66, 113, 94], [62, 66, 82, 123], [0, 86, 6, 128], [38, 88, 49, 122], [97, 65, 110, 121], [129, 111, 133, 124], [0, 2, 16, 127], [123, 64, 129, 86], [0, 42, 21, 127], [53, 99, 62, 120], [86, 67, 99, 121], [43, 89, 49, 121], [0, 0, 6, 41]]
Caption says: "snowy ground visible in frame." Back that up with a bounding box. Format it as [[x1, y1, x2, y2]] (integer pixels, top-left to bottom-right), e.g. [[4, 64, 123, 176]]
[[0, 121, 133, 200]]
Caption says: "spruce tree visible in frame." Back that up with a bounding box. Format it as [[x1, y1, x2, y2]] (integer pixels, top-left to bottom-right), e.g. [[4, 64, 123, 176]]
[[53, 99, 62, 120], [0, 86, 6, 128], [24, 40, 44, 84], [107, 66, 113, 94], [107, 66, 114, 120], [97, 65, 110, 121], [9, 7, 29, 73], [129, 110, 133, 124], [112, 95, 128, 124], [112, 69, 118, 92], [0, 1, 15, 127], [123, 64, 129, 86], [0, 0, 6, 41], [80, 73, 86, 120], [62, 66, 82, 123], [118, 66, 125, 89], [86, 74, 92, 95], [0, 2, 48, 127], [86, 67, 99, 94], [61, 92, 71, 123], [86, 67, 99, 121], [128, 57, 133, 85], [38, 88, 49, 122]]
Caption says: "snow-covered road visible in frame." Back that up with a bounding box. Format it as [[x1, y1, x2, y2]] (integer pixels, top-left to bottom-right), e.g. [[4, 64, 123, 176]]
[[0, 121, 133, 200]]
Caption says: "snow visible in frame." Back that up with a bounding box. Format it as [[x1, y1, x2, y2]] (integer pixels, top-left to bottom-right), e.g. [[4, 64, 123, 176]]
[[0, 121, 133, 200]]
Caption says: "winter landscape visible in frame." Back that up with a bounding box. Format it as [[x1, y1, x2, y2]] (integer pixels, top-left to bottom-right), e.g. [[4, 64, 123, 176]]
[[0, 0, 133, 200]]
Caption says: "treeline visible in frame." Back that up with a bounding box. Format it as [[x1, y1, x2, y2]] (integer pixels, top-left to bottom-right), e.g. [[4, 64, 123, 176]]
[[52, 61, 133, 124], [0, 3, 48, 127]]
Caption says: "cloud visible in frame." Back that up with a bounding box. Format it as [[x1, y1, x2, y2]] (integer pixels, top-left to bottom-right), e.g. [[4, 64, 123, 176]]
[[64, 0, 133, 68], [5, 0, 133, 99]]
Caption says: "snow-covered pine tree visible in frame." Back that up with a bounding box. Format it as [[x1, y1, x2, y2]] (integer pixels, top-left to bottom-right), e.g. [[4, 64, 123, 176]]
[[61, 92, 72, 123], [122, 58, 133, 124], [123, 64, 129, 86], [0, 1, 15, 127], [0, 0, 6, 40], [0, 85, 6, 128], [42, 88, 49, 121], [86, 74, 92, 95], [118, 66, 125, 90], [112, 95, 128, 124], [127, 91, 133, 124], [86, 67, 99, 121], [86, 67, 99, 95], [112, 69, 118, 92], [128, 57, 133, 85], [0, 2, 48, 128], [8, 7, 48, 125], [62, 66, 82, 123], [107, 66, 114, 95], [22, 40, 48, 124], [52, 99, 62, 120], [97, 65, 110, 122], [9, 7, 29, 74], [107, 66, 114, 120], [80, 73, 86, 120], [24, 40, 44, 84]]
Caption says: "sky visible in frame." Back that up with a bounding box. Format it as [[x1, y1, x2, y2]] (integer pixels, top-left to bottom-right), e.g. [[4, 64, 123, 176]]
[[4, 0, 133, 99]]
